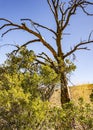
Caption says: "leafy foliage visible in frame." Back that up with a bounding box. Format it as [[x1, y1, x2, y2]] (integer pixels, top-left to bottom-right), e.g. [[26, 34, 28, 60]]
[[0, 47, 93, 130], [0, 88, 93, 130]]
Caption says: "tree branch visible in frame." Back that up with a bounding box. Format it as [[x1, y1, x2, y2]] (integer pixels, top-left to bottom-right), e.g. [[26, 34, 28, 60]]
[[62, 3, 77, 30], [47, 0, 59, 26], [37, 52, 58, 73], [0, 18, 25, 38], [88, 30, 93, 41], [14, 39, 41, 54], [80, 5, 93, 16], [0, 43, 19, 49], [20, 23, 58, 61], [64, 40, 93, 58], [21, 39, 40, 47], [37, 52, 51, 62], [0, 39, 41, 55], [0, 18, 58, 61], [47, 0, 55, 17], [62, 0, 93, 30], [1, 28, 20, 37], [21, 18, 57, 36], [0, 18, 13, 24], [37, 55, 49, 63], [35, 59, 47, 66]]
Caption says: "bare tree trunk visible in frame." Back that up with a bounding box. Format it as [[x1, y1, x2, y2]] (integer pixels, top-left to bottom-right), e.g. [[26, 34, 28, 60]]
[[60, 72, 71, 105]]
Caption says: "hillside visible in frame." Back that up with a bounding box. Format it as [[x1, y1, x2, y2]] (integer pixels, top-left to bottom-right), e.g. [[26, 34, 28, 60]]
[[50, 84, 93, 107]]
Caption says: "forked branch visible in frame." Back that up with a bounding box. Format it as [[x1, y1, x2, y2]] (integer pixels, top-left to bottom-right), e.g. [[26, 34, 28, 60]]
[[37, 52, 58, 73], [64, 40, 93, 58], [0, 0, 93, 64], [47, 0, 93, 31], [0, 18, 58, 61], [21, 18, 57, 36]]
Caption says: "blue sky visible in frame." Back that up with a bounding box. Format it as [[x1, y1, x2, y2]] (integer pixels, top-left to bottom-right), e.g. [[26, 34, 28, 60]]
[[0, 0, 93, 85]]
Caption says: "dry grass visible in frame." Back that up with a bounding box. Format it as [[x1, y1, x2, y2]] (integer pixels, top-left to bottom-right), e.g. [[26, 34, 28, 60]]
[[50, 84, 93, 106], [70, 84, 93, 103]]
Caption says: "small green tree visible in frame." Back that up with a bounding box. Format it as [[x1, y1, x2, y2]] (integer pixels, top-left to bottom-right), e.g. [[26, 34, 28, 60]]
[[0, 49, 50, 130], [1, 47, 59, 100]]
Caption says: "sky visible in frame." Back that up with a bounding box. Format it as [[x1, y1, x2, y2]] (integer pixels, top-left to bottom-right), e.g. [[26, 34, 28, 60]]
[[0, 0, 93, 85]]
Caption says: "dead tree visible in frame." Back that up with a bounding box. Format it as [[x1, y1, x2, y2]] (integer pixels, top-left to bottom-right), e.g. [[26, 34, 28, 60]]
[[0, 0, 93, 106]]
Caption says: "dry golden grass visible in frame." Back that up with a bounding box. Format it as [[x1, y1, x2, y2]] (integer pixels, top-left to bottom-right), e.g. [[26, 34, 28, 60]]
[[50, 84, 93, 107], [70, 84, 93, 103]]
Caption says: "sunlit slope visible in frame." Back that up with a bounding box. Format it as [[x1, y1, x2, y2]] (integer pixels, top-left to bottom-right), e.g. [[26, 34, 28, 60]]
[[70, 84, 93, 103], [50, 84, 93, 106]]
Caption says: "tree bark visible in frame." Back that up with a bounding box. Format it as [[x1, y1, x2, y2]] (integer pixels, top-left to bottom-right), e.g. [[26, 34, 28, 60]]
[[60, 72, 71, 105]]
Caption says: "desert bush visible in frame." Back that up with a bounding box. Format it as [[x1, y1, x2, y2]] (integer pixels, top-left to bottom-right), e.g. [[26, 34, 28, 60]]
[[0, 87, 93, 130]]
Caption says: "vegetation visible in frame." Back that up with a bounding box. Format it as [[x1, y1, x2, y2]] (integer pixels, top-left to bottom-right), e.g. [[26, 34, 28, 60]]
[[0, 0, 93, 105], [0, 0, 93, 129], [0, 48, 93, 130], [90, 89, 93, 102], [50, 84, 93, 106]]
